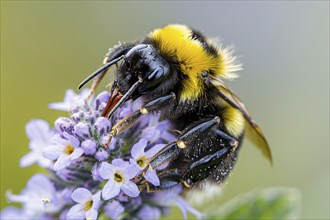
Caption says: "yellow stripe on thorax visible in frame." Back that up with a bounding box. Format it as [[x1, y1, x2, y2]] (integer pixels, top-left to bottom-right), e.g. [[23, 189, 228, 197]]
[[150, 24, 221, 101]]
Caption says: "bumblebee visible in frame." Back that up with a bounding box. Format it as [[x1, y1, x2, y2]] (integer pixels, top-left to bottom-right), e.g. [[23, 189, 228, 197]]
[[79, 24, 272, 193]]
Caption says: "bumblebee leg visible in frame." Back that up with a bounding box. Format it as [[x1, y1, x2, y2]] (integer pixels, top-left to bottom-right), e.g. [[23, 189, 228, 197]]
[[182, 128, 239, 187], [176, 117, 221, 149], [138, 169, 182, 192], [146, 117, 222, 170], [103, 93, 176, 147], [182, 147, 231, 187], [110, 92, 176, 136]]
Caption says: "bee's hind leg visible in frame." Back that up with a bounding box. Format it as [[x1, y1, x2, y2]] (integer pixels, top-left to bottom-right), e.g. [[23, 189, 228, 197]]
[[133, 117, 224, 183], [182, 128, 240, 187], [136, 120, 240, 190]]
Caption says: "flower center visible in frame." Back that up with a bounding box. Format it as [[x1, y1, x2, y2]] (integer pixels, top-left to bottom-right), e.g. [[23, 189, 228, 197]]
[[84, 200, 93, 211], [65, 145, 74, 155], [114, 172, 124, 183], [41, 198, 51, 208], [137, 156, 146, 168]]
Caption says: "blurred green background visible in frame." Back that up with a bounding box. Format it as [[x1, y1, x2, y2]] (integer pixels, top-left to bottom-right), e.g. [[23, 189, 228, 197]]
[[1, 1, 329, 219]]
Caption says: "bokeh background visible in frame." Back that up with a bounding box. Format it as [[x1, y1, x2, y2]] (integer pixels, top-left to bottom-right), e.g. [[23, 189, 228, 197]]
[[1, 1, 329, 219]]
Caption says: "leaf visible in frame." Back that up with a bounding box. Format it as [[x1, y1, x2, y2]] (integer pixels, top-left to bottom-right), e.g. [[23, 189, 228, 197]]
[[206, 187, 301, 220]]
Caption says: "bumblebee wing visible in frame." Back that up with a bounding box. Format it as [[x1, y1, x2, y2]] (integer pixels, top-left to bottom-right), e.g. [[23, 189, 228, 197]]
[[213, 78, 273, 164]]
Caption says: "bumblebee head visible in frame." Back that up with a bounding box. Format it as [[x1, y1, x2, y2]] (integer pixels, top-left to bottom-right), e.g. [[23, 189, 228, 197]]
[[116, 44, 170, 98]]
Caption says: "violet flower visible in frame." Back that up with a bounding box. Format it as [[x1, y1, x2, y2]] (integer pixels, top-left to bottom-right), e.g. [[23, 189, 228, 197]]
[[104, 200, 125, 219], [1, 89, 203, 219], [6, 174, 64, 215], [43, 133, 84, 171], [99, 159, 140, 200], [130, 138, 166, 186], [20, 119, 53, 168], [67, 188, 101, 220]]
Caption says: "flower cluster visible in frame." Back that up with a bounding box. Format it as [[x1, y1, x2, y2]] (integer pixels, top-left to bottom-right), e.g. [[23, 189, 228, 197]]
[[1, 89, 203, 220]]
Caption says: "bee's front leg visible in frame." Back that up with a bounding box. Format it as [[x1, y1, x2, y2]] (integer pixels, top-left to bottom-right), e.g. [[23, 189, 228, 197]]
[[109, 92, 176, 137], [138, 168, 183, 192]]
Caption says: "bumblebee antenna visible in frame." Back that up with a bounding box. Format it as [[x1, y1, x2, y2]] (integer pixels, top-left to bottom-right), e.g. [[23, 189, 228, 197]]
[[78, 56, 124, 89], [107, 78, 143, 119]]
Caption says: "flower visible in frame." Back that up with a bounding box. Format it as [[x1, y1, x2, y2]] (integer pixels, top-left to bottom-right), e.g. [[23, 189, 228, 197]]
[[136, 205, 162, 219], [67, 188, 101, 220], [130, 138, 166, 186], [99, 159, 140, 200], [150, 185, 205, 220], [48, 88, 90, 112], [20, 119, 53, 168], [43, 133, 84, 171], [104, 200, 124, 220], [0, 207, 28, 220], [1, 88, 204, 220], [141, 114, 177, 143], [6, 174, 64, 214]]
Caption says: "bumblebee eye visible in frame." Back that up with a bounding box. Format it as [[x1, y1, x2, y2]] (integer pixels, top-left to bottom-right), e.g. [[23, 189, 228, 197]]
[[201, 71, 208, 78]]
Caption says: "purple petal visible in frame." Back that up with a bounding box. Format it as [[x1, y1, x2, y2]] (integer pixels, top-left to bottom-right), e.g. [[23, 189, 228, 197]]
[[63, 132, 80, 148], [94, 117, 111, 136], [66, 204, 85, 220], [53, 154, 70, 171], [126, 162, 141, 179], [86, 209, 98, 220], [27, 174, 55, 194], [50, 134, 68, 146], [112, 158, 129, 169], [91, 191, 101, 210], [102, 180, 120, 200], [118, 103, 133, 118], [169, 196, 204, 220], [43, 145, 65, 160], [91, 165, 104, 182], [104, 200, 124, 220], [71, 188, 92, 204], [20, 151, 38, 167], [144, 168, 160, 186], [25, 119, 50, 142], [131, 138, 148, 159], [148, 114, 160, 126], [37, 156, 52, 168], [95, 148, 109, 161], [121, 180, 140, 198], [99, 162, 114, 179], [141, 127, 156, 140], [73, 122, 90, 138], [161, 131, 177, 142], [49, 102, 70, 112], [100, 135, 114, 149], [49, 89, 90, 112], [54, 117, 74, 133], [69, 148, 84, 160], [137, 205, 161, 220], [0, 207, 27, 219], [94, 91, 110, 110], [81, 139, 97, 155]]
